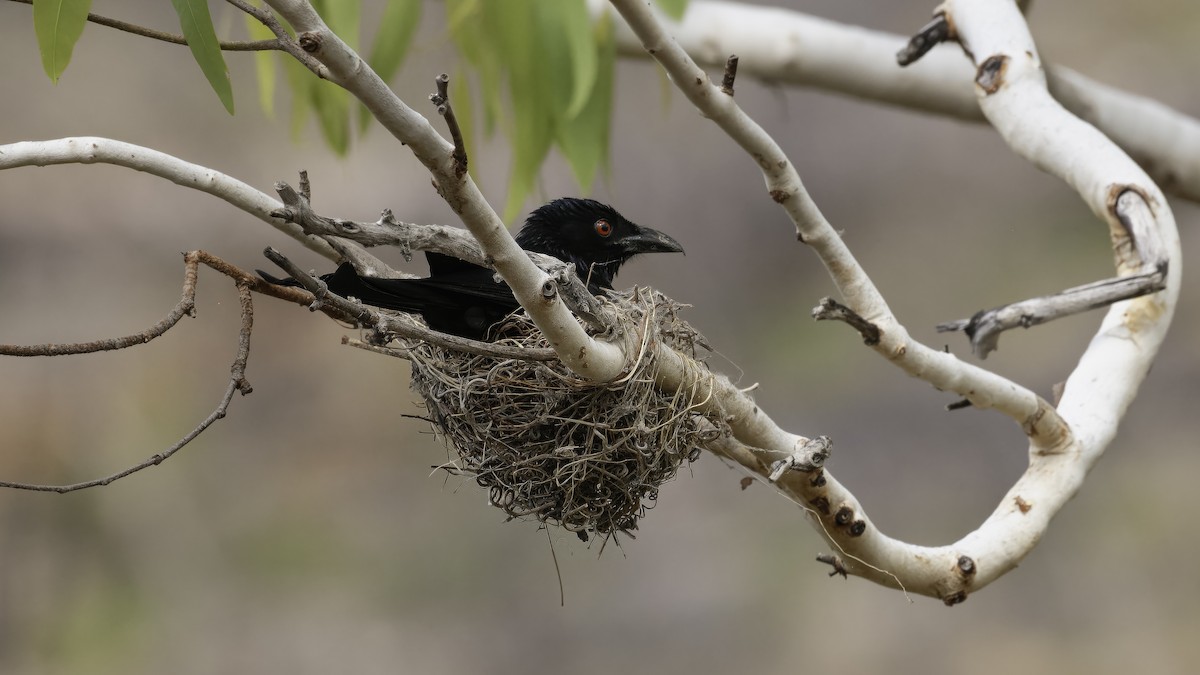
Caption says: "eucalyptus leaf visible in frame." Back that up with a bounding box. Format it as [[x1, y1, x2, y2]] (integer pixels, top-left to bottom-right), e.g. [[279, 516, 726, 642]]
[[359, 0, 422, 131], [654, 0, 689, 20], [33, 0, 93, 83], [170, 0, 235, 114], [243, 14, 276, 117]]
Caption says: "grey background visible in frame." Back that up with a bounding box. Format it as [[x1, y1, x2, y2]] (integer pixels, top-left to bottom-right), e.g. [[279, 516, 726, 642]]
[[1, 1, 1198, 673]]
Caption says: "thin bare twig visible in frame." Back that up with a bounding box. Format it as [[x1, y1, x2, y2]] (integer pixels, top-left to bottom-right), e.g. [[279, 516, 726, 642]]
[[0, 253, 255, 493], [7, 0, 279, 51], [937, 269, 1167, 358], [1, 260, 199, 357], [430, 73, 469, 178], [262, 247, 558, 361]]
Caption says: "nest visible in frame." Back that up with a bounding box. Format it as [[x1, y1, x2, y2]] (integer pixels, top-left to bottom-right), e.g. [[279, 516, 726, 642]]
[[406, 288, 725, 540]]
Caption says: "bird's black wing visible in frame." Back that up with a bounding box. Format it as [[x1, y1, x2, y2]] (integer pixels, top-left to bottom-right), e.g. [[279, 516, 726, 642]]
[[324, 263, 520, 339]]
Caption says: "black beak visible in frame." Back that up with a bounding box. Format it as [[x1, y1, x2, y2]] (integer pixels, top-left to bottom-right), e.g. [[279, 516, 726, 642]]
[[620, 224, 685, 255]]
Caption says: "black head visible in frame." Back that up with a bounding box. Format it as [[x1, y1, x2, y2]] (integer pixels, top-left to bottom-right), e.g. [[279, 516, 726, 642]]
[[515, 198, 684, 291]]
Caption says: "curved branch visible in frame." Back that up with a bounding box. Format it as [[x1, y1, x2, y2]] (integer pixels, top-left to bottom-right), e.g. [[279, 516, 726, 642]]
[[0, 137, 337, 259], [601, 0, 1185, 603], [594, 0, 1200, 204]]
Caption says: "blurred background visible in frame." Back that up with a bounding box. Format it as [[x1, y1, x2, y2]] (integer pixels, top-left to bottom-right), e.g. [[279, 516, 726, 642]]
[[1, 1, 1198, 673]]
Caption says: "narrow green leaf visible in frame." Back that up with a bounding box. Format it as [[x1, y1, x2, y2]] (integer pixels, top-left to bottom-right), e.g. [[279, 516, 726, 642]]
[[281, 54, 314, 139], [557, 14, 615, 191], [359, 0, 422, 131], [447, 0, 501, 136], [243, 13, 276, 117], [311, 81, 351, 155], [368, 0, 421, 82], [33, 0, 93, 83], [654, 0, 689, 20], [558, 0, 598, 119], [170, 0, 235, 114], [484, 0, 554, 219]]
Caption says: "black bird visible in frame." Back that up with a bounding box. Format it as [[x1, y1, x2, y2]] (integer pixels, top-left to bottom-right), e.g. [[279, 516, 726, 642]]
[[266, 198, 683, 339]]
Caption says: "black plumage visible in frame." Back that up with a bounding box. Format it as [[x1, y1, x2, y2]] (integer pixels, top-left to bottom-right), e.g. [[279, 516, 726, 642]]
[[265, 198, 683, 339]]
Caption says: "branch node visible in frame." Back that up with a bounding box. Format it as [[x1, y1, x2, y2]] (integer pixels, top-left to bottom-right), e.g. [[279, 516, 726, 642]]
[[946, 398, 973, 411], [816, 553, 849, 578], [298, 31, 322, 53], [767, 435, 831, 481], [812, 297, 881, 345], [720, 54, 739, 96], [943, 591, 969, 607]]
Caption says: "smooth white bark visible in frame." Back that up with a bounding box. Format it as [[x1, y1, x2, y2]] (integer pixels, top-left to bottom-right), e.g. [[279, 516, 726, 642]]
[[0, 137, 337, 258], [606, 0, 1178, 601], [591, 0, 1200, 203]]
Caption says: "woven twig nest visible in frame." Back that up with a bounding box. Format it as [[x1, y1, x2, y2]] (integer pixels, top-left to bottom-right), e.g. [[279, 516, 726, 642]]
[[407, 288, 725, 540]]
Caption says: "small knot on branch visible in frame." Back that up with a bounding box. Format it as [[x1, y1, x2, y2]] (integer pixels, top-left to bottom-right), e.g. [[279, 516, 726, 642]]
[[298, 31, 322, 53], [768, 435, 831, 481]]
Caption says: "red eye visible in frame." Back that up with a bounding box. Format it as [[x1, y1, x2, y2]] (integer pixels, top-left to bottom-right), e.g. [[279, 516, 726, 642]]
[[594, 219, 613, 237]]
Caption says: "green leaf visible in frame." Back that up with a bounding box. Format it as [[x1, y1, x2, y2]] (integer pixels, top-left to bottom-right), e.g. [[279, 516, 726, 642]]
[[170, 0, 235, 114], [359, 0, 422, 131], [311, 82, 351, 155], [243, 13, 276, 117], [309, 0, 356, 152], [368, 0, 421, 82], [654, 0, 689, 20], [33, 0, 93, 83], [484, 0, 554, 219], [275, 50, 311, 139], [557, 14, 615, 190], [558, 0, 597, 119], [447, 0, 501, 136]]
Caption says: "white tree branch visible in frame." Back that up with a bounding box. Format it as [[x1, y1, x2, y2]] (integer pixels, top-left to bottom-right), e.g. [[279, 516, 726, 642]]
[[0, 137, 337, 259], [260, 0, 629, 382], [591, 0, 1200, 204], [943, 0, 1181, 467], [606, 0, 1178, 602]]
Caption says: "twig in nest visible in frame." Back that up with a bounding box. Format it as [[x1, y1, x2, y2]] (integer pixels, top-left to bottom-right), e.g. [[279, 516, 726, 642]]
[[409, 288, 727, 541], [342, 335, 411, 360], [430, 73, 469, 178], [0, 252, 255, 493]]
